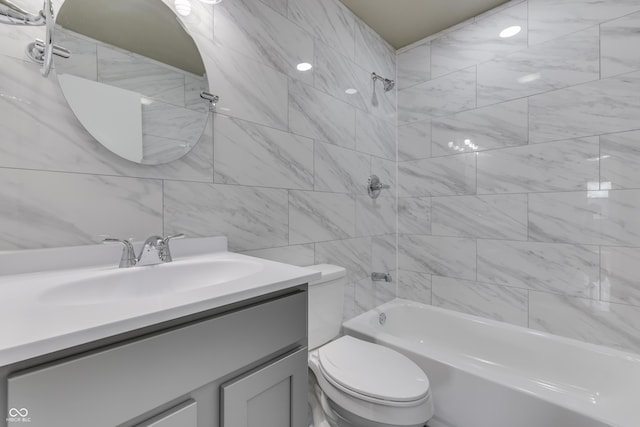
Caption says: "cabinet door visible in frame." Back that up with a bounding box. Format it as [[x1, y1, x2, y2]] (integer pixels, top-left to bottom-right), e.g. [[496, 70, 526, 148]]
[[135, 400, 197, 427], [221, 347, 308, 427]]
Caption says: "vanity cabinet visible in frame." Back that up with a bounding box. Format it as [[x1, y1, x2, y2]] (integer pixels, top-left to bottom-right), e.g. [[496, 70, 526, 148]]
[[2, 290, 308, 427]]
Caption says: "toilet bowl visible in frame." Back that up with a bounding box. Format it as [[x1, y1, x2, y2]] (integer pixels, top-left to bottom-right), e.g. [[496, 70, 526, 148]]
[[306, 264, 434, 427]]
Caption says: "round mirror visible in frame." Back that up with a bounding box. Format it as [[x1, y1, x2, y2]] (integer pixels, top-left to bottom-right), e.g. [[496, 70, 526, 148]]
[[55, 0, 210, 165]]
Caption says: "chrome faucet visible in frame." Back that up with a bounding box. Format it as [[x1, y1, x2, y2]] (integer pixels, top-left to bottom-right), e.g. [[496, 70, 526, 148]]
[[103, 234, 185, 268], [371, 272, 392, 282]]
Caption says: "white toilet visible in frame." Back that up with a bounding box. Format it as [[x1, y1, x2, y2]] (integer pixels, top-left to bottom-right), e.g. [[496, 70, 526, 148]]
[[306, 264, 434, 427]]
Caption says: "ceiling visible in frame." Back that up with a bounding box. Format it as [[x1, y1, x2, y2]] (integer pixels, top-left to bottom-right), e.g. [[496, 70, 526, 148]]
[[339, 0, 511, 49]]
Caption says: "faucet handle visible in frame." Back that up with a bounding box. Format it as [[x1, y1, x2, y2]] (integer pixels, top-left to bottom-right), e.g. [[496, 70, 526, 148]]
[[162, 234, 185, 262], [102, 237, 136, 268]]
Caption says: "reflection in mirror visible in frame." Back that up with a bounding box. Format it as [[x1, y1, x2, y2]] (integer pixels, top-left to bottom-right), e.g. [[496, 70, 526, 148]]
[[55, 0, 210, 165]]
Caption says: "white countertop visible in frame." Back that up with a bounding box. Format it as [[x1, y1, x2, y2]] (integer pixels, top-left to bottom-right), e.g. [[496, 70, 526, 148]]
[[0, 237, 320, 367]]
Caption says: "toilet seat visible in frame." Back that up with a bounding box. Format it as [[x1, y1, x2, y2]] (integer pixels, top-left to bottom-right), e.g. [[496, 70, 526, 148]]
[[318, 336, 430, 404]]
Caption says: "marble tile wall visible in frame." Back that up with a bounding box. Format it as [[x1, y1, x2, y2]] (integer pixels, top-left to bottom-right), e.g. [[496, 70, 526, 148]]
[[0, 0, 396, 320], [397, 0, 640, 354]]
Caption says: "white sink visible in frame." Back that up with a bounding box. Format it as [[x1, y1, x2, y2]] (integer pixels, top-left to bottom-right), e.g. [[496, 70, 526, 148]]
[[39, 257, 264, 306]]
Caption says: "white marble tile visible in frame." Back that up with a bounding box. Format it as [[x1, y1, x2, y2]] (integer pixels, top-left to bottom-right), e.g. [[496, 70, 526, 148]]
[[529, 190, 640, 246], [356, 196, 396, 237], [373, 277, 397, 306], [201, 43, 289, 130], [371, 157, 397, 199], [355, 278, 376, 313], [289, 191, 356, 244], [241, 244, 315, 267], [602, 11, 640, 78], [600, 130, 640, 190], [477, 137, 600, 194], [0, 3, 42, 61], [529, 292, 640, 354], [431, 99, 528, 157], [397, 43, 430, 91], [431, 2, 527, 79], [55, 29, 98, 82], [355, 110, 396, 160], [601, 247, 640, 307], [214, 115, 314, 189], [398, 120, 431, 161], [141, 134, 193, 166], [354, 19, 396, 81], [432, 194, 528, 240], [398, 67, 476, 125], [529, 71, 640, 143], [0, 169, 162, 250], [315, 237, 371, 282], [432, 276, 528, 327], [398, 197, 431, 235], [185, 75, 209, 113], [478, 240, 600, 298], [142, 100, 207, 144], [477, 27, 600, 107], [528, 0, 640, 46], [259, 0, 287, 16], [214, 0, 314, 85], [398, 153, 476, 197], [164, 182, 289, 251], [287, 0, 355, 60], [343, 278, 359, 321], [289, 80, 356, 149], [398, 270, 432, 305], [373, 234, 397, 277], [314, 142, 370, 194], [398, 235, 476, 280]]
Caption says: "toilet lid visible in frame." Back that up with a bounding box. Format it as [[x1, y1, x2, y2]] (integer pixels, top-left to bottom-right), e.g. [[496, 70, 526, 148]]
[[318, 336, 430, 403]]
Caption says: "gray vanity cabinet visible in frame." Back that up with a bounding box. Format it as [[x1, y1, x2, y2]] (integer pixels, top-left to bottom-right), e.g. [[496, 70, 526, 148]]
[[3, 290, 308, 427]]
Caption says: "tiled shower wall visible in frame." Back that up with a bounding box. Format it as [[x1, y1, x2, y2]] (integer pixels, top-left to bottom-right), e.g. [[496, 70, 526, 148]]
[[0, 0, 397, 318], [397, 0, 640, 353]]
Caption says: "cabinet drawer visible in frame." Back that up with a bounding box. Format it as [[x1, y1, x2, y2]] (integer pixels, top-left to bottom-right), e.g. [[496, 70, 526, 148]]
[[8, 292, 307, 427], [136, 400, 197, 427]]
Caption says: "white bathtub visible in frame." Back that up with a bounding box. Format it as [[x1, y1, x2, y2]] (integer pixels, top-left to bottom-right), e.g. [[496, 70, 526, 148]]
[[342, 299, 640, 427]]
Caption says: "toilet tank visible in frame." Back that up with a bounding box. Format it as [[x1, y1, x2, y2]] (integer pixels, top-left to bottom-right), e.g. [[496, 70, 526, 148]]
[[305, 264, 347, 350]]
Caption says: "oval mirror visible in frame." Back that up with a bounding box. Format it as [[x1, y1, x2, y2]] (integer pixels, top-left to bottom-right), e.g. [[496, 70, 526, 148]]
[[55, 0, 210, 165]]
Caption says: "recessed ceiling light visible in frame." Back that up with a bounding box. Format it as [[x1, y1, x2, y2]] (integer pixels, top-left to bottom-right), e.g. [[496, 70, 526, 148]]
[[297, 62, 312, 72], [500, 25, 521, 38], [199, 0, 222, 4], [345, 88, 358, 95], [174, 0, 192, 16]]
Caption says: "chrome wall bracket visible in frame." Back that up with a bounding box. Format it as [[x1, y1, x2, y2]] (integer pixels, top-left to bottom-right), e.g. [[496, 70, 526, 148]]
[[200, 91, 220, 112]]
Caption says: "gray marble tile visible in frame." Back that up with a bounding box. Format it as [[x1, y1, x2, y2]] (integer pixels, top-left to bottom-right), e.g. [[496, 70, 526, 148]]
[[214, 0, 314, 85], [398, 153, 476, 197], [356, 196, 396, 237], [289, 80, 356, 149], [399, 120, 431, 161], [141, 134, 193, 165], [241, 244, 314, 267], [602, 11, 640, 78], [373, 234, 397, 277], [184, 75, 209, 113], [398, 67, 476, 125], [398, 235, 476, 280], [289, 191, 356, 244], [373, 277, 397, 306], [431, 99, 528, 157], [315, 237, 371, 282], [371, 157, 397, 199], [0, 168, 162, 250], [528, 0, 640, 46], [141, 100, 207, 144], [164, 182, 288, 251], [355, 277, 376, 313], [356, 110, 396, 160], [529, 292, 640, 354], [478, 240, 600, 298], [214, 115, 314, 189], [529, 71, 640, 143], [287, 0, 355, 60], [343, 278, 359, 321], [432, 194, 527, 240], [397, 43, 431, 91], [201, 43, 289, 130], [259, 0, 287, 16], [431, 2, 527, 79], [398, 271, 432, 305], [601, 247, 640, 307], [477, 27, 600, 107], [314, 142, 370, 194], [477, 137, 599, 194], [354, 19, 396, 81], [398, 197, 431, 235], [432, 276, 528, 327], [600, 130, 640, 190], [529, 190, 640, 246]]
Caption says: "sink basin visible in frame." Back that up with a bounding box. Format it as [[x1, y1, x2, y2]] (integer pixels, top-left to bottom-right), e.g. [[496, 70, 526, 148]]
[[39, 257, 264, 306]]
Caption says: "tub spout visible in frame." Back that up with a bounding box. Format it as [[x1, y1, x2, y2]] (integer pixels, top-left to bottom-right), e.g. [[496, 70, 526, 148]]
[[372, 272, 392, 282]]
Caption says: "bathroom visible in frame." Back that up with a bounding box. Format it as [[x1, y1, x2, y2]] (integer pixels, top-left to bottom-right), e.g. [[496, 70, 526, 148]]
[[1, 0, 640, 425]]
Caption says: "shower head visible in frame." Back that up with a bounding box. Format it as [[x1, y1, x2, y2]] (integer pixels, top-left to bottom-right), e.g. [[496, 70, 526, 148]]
[[0, 0, 45, 25], [371, 72, 395, 92]]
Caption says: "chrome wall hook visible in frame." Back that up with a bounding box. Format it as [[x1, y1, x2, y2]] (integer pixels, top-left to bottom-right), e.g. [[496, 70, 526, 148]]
[[200, 91, 220, 112]]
